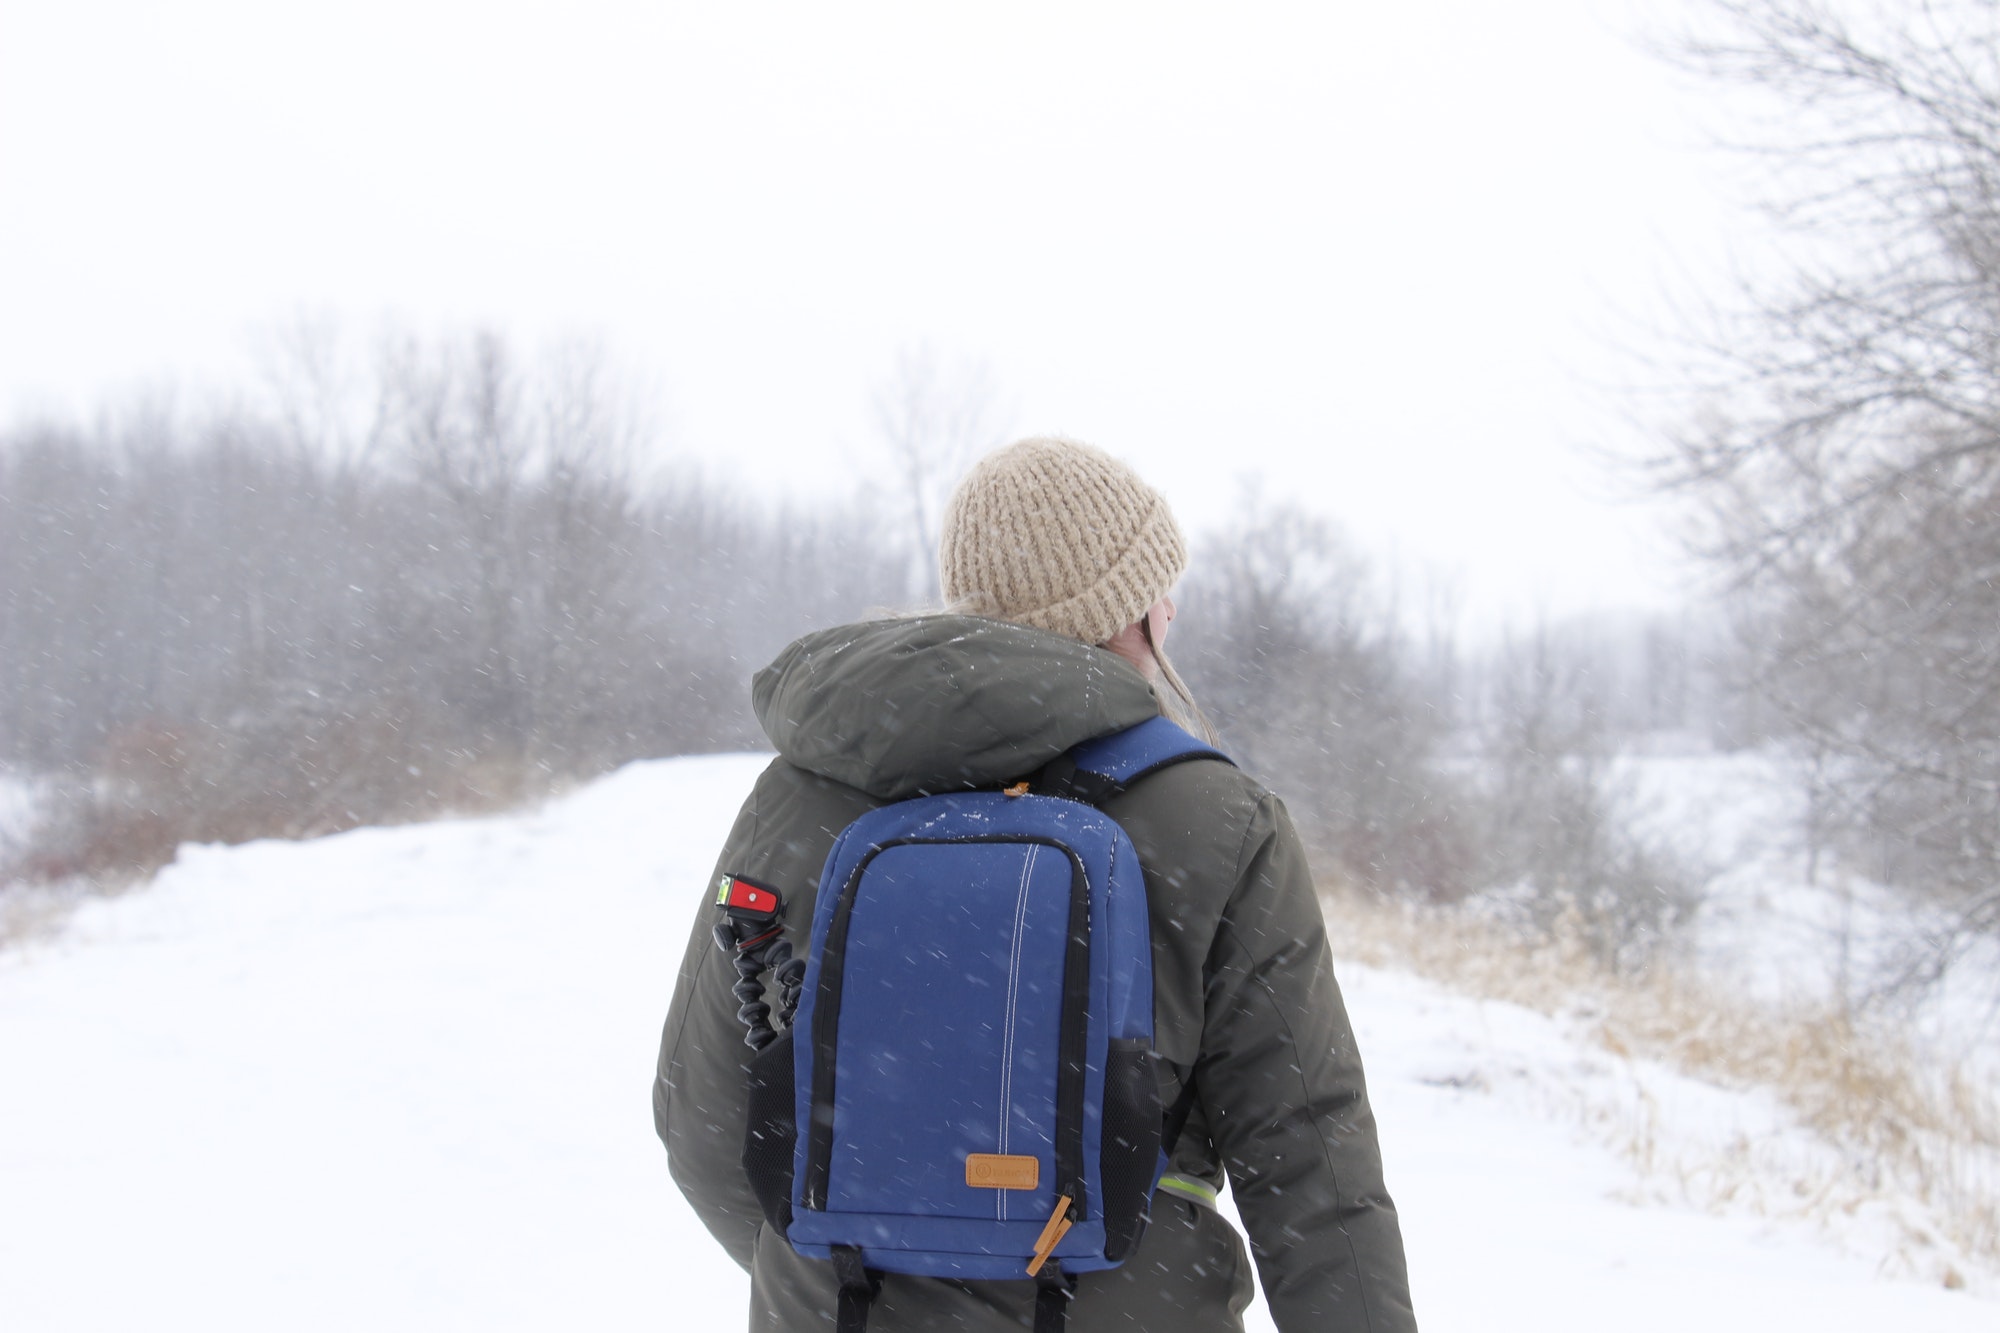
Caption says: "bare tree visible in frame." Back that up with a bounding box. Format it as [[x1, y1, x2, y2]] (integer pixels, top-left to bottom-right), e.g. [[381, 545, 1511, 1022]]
[[1657, 0, 2000, 979], [1171, 494, 1702, 967], [871, 344, 1005, 598], [1471, 626, 1700, 972], [0, 325, 919, 884], [1175, 496, 1474, 901]]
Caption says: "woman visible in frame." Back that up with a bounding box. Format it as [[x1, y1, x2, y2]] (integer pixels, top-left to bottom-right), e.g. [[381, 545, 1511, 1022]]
[[656, 437, 1415, 1332]]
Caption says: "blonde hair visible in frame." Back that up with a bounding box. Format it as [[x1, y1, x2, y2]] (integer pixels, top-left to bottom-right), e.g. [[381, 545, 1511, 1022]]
[[1140, 620, 1220, 745]]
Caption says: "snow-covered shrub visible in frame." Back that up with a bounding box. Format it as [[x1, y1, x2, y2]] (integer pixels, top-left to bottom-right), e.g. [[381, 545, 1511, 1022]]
[[1461, 629, 1703, 973]]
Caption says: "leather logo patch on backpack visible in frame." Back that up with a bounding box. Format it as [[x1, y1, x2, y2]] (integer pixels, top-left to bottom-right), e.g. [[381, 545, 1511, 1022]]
[[965, 1154, 1040, 1191]]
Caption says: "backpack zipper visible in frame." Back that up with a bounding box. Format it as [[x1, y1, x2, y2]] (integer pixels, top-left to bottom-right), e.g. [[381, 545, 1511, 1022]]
[[1025, 1194, 1076, 1276]]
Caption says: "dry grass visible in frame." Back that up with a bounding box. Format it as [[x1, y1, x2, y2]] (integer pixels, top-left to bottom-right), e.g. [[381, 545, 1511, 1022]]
[[1326, 887, 2000, 1281], [2, 718, 568, 891], [0, 882, 93, 950]]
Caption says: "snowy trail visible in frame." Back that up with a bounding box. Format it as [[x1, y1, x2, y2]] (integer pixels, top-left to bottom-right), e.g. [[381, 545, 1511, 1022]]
[[0, 756, 1988, 1331]]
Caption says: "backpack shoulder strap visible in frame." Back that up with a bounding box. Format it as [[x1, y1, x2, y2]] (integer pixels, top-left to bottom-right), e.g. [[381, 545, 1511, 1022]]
[[1038, 715, 1231, 805]]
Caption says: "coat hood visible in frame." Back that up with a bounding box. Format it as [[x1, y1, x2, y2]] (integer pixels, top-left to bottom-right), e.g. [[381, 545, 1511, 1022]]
[[751, 615, 1162, 800]]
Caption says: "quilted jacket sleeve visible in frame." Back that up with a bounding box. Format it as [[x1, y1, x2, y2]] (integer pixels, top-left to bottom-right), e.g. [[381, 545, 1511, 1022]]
[[653, 783, 767, 1268], [1197, 793, 1417, 1333], [654, 760, 881, 1270]]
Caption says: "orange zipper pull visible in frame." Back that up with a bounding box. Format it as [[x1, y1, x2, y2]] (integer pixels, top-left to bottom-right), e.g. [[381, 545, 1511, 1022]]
[[1025, 1194, 1074, 1276]]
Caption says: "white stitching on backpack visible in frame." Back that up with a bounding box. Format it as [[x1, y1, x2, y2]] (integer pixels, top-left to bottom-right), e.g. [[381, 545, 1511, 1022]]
[[997, 843, 1038, 1221]]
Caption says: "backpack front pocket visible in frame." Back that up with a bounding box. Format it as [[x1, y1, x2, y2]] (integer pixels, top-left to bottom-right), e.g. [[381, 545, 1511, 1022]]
[[803, 837, 1089, 1224]]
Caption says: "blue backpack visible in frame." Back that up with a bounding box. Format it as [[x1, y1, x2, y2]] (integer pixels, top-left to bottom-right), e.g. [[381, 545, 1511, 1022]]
[[713, 716, 1229, 1332]]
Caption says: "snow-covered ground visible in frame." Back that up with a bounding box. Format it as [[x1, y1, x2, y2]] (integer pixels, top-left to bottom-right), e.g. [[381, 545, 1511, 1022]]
[[0, 754, 1992, 1330]]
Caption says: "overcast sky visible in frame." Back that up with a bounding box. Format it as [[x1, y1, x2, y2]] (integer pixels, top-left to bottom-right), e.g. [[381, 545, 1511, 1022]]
[[1, 1, 1754, 630]]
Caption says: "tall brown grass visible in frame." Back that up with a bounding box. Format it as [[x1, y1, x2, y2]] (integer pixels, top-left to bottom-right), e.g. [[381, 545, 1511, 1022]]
[[3, 716, 565, 889], [1326, 888, 1999, 1282]]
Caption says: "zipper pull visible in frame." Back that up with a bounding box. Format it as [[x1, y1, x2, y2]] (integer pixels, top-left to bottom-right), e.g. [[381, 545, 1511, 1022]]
[[1025, 1194, 1074, 1276]]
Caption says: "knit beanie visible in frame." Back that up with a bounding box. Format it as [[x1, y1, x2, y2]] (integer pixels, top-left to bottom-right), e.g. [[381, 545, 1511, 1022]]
[[938, 436, 1186, 645]]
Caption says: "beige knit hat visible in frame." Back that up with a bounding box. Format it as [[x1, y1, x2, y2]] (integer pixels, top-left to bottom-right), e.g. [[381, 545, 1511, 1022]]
[[938, 436, 1186, 645]]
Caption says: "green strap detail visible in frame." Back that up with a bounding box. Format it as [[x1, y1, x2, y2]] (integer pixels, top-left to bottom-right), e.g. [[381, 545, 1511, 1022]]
[[1156, 1173, 1219, 1209]]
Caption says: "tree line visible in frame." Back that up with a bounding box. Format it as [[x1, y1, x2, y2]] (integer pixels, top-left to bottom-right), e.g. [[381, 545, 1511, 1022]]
[[1, 326, 1724, 976], [0, 333, 906, 876]]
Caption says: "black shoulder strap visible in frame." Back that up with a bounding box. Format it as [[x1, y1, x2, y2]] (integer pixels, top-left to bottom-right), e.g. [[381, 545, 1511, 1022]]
[[832, 1245, 880, 1332], [1034, 1264, 1077, 1333]]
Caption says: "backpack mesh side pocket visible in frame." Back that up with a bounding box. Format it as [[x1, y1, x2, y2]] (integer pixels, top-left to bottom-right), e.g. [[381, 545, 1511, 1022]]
[[1098, 1036, 1162, 1261], [742, 1030, 796, 1235]]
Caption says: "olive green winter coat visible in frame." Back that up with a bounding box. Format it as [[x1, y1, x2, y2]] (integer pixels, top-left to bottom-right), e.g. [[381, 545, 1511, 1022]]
[[654, 616, 1416, 1333]]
